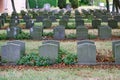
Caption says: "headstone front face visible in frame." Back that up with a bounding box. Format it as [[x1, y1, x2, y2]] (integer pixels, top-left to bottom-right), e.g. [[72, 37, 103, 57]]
[[108, 19, 118, 28], [42, 40, 60, 49], [62, 15, 69, 22], [53, 26, 65, 40], [30, 26, 43, 40], [77, 43, 96, 65], [9, 19, 19, 27], [115, 44, 120, 64], [77, 40, 94, 45], [26, 19, 34, 29], [1, 43, 21, 63], [39, 44, 58, 63], [7, 27, 21, 39], [101, 15, 109, 22], [23, 14, 31, 22], [92, 19, 101, 28], [49, 15, 56, 22], [43, 19, 52, 28], [75, 15, 82, 22], [114, 15, 120, 22], [98, 26, 111, 39], [59, 19, 68, 28], [76, 26, 88, 40], [76, 20, 84, 27], [36, 16, 44, 22], [112, 40, 120, 57], [0, 16, 5, 26], [7, 40, 25, 56]]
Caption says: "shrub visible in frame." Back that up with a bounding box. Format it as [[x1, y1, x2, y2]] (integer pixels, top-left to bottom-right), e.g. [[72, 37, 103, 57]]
[[89, 34, 97, 39], [56, 48, 77, 65], [16, 31, 30, 40], [58, 0, 66, 9], [66, 33, 76, 39], [18, 53, 52, 66], [0, 33, 7, 40], [63, 53, 77, 65], [66, 24, 75, 29], [43, 32, 53, 37]]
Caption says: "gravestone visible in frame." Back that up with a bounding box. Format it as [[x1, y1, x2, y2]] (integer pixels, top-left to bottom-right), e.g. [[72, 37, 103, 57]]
[[53, 25, 65, 40], [114, 44, 120, 64], [7, 27, 21, 39], [1, 43, 22, 63], [114, 15, 120, 22], [108, 19, 118, 28], [49, 15, 56, 22], [23, 14, 31, 22], [30, 26, 43, 40], [62, 15, 69, 22], [36, 16, 44, 22], [0, 16, 5, 26], [0, 20, 2, 28], [59, 19, 68, 28], [26, 19, 34, 29], [77, 43, 96, 65], [42, 40, 60, 49], [98, 26, 111, 39], [76, 26, 88, 40], [39, 43, 58, 63], [7, 40, 25, 56], [76, 19, 84, 27], [43, 13, 48, 19], [92, 19, 101, 28], [75, 15, 82, 22], [112, 40, 120, 57], [43, 19, 52, 28], [9, 19, 19, 27], [101, 15, 109, 22], [77, 40, 94, 45]]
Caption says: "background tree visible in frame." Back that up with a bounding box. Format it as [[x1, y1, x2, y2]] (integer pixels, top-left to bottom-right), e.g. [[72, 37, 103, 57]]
[[106, 0, 110, 12], [58, 0, 66, 9], [69, 0, 79, 9], [11, 0, 16, 12]]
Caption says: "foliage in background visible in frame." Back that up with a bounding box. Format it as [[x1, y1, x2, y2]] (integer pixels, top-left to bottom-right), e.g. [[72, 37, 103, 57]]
[[16, 31, 30, 40], [69, 0, 79, 9], [58, 0, 66, 9]]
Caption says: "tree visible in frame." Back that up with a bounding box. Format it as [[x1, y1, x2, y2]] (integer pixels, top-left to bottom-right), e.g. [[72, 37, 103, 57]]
[[11, 0, 16, 12], [112, 0, 120, 13], [58, 0, 66, 9], [106, 0, 110, 12]]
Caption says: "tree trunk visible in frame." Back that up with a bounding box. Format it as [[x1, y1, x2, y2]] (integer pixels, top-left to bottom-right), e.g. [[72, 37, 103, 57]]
[[106, 0, 110, 12], [11, 0, 16, 12]]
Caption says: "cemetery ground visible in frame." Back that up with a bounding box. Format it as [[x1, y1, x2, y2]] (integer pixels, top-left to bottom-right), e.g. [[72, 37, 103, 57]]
[[0, 40, 120, 80]]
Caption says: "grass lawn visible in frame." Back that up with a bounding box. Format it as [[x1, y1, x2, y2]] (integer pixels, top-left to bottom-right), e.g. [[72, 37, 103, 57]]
[[0, 67, 120, 80]]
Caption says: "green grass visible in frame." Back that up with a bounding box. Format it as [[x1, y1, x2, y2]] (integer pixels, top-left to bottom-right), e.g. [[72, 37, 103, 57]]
[[0, 68, 120, 80]]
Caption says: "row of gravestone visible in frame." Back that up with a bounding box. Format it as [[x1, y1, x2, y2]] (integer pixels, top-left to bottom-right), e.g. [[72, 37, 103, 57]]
[[1, 40, 120, 65], [6, 25, 112, 40]]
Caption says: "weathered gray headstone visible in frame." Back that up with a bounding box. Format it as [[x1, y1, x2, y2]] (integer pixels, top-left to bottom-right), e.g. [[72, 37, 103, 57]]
[[112, 40, 120, 57], [101, 15, 109, 22], [59, 19, 68, 28], [39, 43, 58, 63], [77, 40, 94, 45], [1, 43, 22, 63], [114, 44, 120, 64], [76, 26, 88, 40], [9, 19, 19, 27], [36, 16, 44, 22], [62, 15, 69, 22], [92, 19, 101, 28], [7, 27, 21, 39], [49, 15, 56, 22], [7, 40, 25, 56], [108, 19, 118, 28], [76, 19, 84, 27], [23, 14, 31, 22], [26, 19, 34, 29], [98, 26, 111, 39], [53, 25, 65, 40], [42, 40, 60, 49], [114, 15, 120, 22], [30, 26, 43, 40], [77, 43, 96, 65], [43, 19, 52, 28]]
